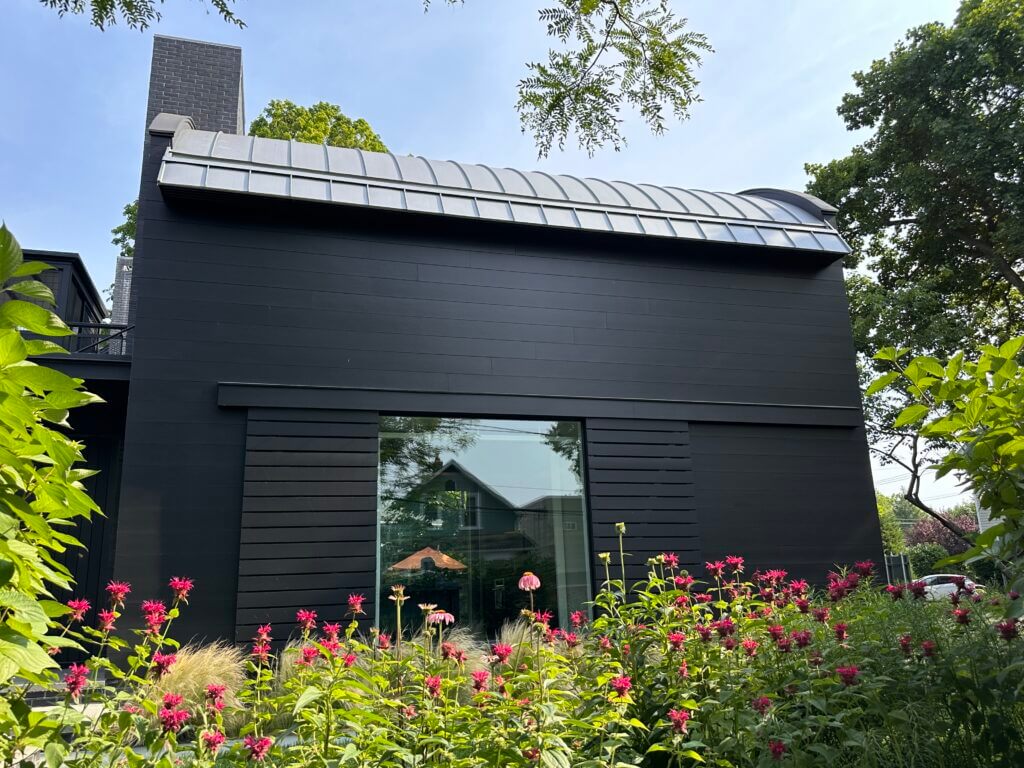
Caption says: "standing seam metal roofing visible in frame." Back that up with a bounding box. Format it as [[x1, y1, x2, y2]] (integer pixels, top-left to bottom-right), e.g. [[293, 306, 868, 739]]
[[155, 122, 850, 255]]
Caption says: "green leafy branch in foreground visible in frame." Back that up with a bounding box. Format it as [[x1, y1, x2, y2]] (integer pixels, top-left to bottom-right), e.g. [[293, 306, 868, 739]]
[[0, 223, 104, 760]]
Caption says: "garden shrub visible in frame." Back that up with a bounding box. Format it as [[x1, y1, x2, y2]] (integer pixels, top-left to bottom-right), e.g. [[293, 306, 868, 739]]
[[907, 542, 949, 578], [20, 524, 1024, 767]]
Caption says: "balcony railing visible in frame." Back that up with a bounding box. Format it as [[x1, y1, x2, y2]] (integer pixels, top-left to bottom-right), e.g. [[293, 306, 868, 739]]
[[59, 323, 134, 356]]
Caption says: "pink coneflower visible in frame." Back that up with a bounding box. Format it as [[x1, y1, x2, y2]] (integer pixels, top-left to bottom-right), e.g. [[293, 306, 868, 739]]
[[836, 665, 859, 686], [98, 609, 116, 633], [834, 622, 849, 641], [255, 624, 272, 642], [252, 640, 271, 664], [609, 675, 632, 698], [471, 669, 490, 692], [725, 555, 745, 574], [996, 619, 1019, 641], [296, 609, 318, 632], [953, 608, 971, 625], [427, 610, 455, 626], [518, 571, 541, 592], [704, 561, 726, 579], [202, 730, 226, 752], [853, 560, 875, 577], [151, 652, 176, 677], [169, 576, 193, 602], [64, 663, 89, 701], [908, 581, 927, 600], [752, 696, 772, 714], [663, 552, 680, 568], [812, 607, 829, 623], [425, 674, 443, 698], [668, 631, 686, 651], [667, 708, 690, 733], [297, 646, 319, 666], [322, 622, 341, 640], [347, 593, 366, 615], [67, 599, 90, 622], [792, 630, 812, 648], [570, 610, 588, 628], [886, 583, 905, 600], [742, 638, 759, 657], [105, 580, 131, 606], [899, 634, 913, 656], [244, 735, 273, 762], [492, 643, 514, 664], [795, 598, 811, 613], [769, 739, 786, 760]]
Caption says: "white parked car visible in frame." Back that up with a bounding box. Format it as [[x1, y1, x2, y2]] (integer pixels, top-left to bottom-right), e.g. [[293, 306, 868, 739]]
[[917, 573, 978, 600]]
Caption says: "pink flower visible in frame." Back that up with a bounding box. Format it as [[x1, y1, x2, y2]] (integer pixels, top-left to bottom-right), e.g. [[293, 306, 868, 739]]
[[206, 684, 227, 710], [609, 675, 632, 698], [169, 576, 193, 602], [704, 560, 726, 579], [563, 631, 580, 648], [343, 652, 357, 667], [347, 593, 366, 615], [402, 704, 418, 719], [322, 622, 341, 640], [376, 632, 392, 650], [921, 640, 938, 658], [953, 608, 971, 625], [836, 665, 859, 686], [64, 663, 89, 701], [769, 739, 786, 760], [67, 599, 90, 622], [791, 629, 812, 649], [678, 659, 689, 678], [98, 609, 116, 633], [141, 600, 167, 633], [296, 609, 318, 632], [427, 610, 455, 626], [252, 640, 271, 664], [812, 607, 830, 623], [899, 634, 913, 656], [853, 560, 875, 577], [908, 581, 927, 599], [795, 598, 810, 613], [151, 652, 176, 677], [202, 730, 226, 752], [105, 580, 131, 606], [675, 575, 695, 590], [570, 610, 588, 628], [244, 735, 273, 762], [667, 708, 690, 733], [535, 609, 553, 626], [775, 636, 792, 653], [163, 692, 184, 708], [492, 643, 514, 664], [834, 622, 849, 641], [599, 635, 612, 651], [297, 645, 319, 666], [713, 618, 736, 637], [425, 674, 443, 698], [789, 579, 810, 596], [255, 624, 272, 642], [695, 624, 713, 642], [721, 636, 738, 651], [321, 638, 341, 656], [663, 552, 680, 568], [523, 748, 541, 762], [996, 619, 1019, 641], [725, 555, 745, 574], [471, 669, 490, 692], [668, 631, 686, 651], [518, 571, 541, 592], [752, 696, 772, 714], [886, 583, 905, 600], [742, 638, 759, 657], [767, 624, 786, 641], [158, 704, 190, 733]]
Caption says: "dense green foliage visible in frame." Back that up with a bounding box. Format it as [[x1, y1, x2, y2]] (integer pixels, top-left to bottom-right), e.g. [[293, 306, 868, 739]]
[[874, 493, 906, 554], [0, 225, 104, 759], [31, 526, 1024, 767], [871, 337, 1024, 610], [907, 543, 948, 578], [39, 0, 243, 29], [111, 199, 137, 261], [248, 101, 388, 153]]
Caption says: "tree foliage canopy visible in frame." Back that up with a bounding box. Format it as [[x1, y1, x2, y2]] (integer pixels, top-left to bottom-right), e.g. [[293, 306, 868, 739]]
[[248, 100, 388, 153], [39, 0, 243, 30], [807, 0, 1024, 361]]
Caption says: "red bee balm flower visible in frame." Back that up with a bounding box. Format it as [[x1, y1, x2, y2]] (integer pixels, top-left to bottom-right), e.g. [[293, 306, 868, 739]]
[[726, 555, 745, 573], [425, 675, 443, 698], [742, 638, 759, 657], [169, 576, 193, 602], [853, 560, 875, 577], [609, 675, 632, 698], [67, 599, 90, 622], [752, 696, 772, 714], [163, 693, 184, 708], [667, 708, 690, 733], [152, 652, 177, 677], [492, 643, 514, 664], [471, 669, 490, 691], [834, 622, 849, 641], [252, 641, 271, 664], [244, 735, 273, 762], [98, 610, 116, 633], [769, 740, 786, 760], [64, 663, 89, 701], [678, 660, 689, 678], [668, 632, 686, 651], [347, 593, 366, 615], [836, 665, 860, 686], [909, 581, 927, 599], [886, 583, 906, 600], [767, 625, 786, 641], [795, 598, 810, 613], [662, 552, 680, 568], [921, 640, 938, 658], [570, 610, 588, 627], [704, 561, 726, 579], [791, 630, 812, 648], [996, 619, 1019, 641], [899, 634, 913, 656], [297, 646, 319, 666], [105, 580, 131, 606], [322, 622, 341, 640], [812, 607, 830, 623], [518, 571, 541, 592], [141, 600, 167, 634], [296, 609, 318, 632], [953, 608, 971, 625], [343, 653, 357, 667], [202, 731, 226, 752], [255, 624, 272, 642]]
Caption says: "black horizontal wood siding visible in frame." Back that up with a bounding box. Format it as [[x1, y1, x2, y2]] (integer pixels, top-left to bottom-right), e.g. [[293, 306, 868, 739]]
[[235, 408, 378, 641], [110, 130, 877, 641]]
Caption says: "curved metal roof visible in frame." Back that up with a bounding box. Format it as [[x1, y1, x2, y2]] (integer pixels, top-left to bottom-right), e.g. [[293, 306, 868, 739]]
[[154, 117, 849, 255]]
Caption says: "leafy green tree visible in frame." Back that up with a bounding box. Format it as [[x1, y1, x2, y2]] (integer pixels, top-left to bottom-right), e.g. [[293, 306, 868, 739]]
[[907, 542, 948, 578], [110, 199, 136, 260], [875, 492, 906, 554], [249, 100, 388, 152], [0, 224, 103, 759], [39, 0, 243, 29]]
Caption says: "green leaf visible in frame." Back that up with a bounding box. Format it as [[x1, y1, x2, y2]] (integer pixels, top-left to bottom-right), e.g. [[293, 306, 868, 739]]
[[914, 356, 946, 378], [679, 750, 705, 763], [7, 280, 55, 306], [6, 363, 82, 393], [44, 741, 66, 768], [866, 371, 899, 396], [0, 559, 14, 588], [894, 404, 929, 428], [0, 224, 24, 284], [24, 339, 69, 356], [0, 301, 72, 337], [293, 685, 322, 715], [999, 336, 1024, 360], [0, 329, 27, 366]]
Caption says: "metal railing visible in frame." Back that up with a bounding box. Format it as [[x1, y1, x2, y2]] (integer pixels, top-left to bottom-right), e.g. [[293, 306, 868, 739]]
[[59, 323, 134, 356]]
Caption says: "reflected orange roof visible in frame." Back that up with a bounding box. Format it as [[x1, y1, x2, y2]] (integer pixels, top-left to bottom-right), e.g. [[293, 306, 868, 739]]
[[388, 546, 467, 571]]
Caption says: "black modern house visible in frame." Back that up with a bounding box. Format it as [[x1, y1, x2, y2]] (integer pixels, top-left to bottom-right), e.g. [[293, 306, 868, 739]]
[[45, 36, 881, 642]]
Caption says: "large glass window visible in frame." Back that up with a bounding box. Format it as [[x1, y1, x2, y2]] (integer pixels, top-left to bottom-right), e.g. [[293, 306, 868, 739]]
[[377, 417, 589, 637]]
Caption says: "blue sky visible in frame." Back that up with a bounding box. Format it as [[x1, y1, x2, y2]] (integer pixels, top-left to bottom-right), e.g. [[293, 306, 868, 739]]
[[2, 0, 965, 507]]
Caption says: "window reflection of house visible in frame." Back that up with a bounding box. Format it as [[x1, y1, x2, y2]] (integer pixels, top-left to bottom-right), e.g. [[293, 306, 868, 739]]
[[517, 496, 587, 624]]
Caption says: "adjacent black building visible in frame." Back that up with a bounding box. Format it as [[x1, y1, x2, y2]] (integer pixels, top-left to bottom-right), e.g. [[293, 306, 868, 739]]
[[49, 36, 881, 642]]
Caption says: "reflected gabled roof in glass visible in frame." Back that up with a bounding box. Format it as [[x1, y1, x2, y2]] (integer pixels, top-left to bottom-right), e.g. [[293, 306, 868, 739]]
[[156, 122, 850, 255]]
